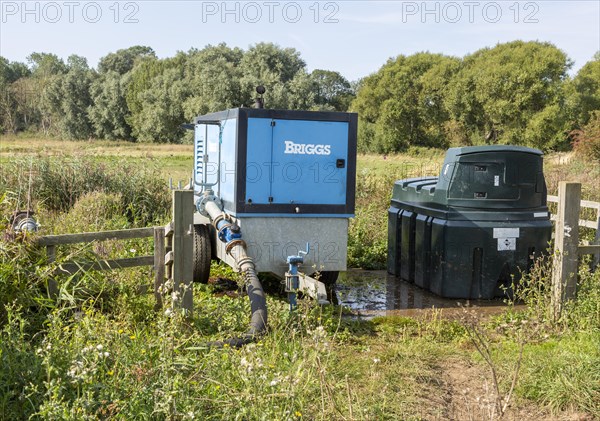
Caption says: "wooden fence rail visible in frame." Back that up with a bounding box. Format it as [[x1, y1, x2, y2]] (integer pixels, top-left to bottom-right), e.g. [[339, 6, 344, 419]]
[[547, 194, 600, 230], [551, 182, 600, 320], [548, 188, 600, 267], [35, 190, 194, 314], [37, 226, 162, 301]]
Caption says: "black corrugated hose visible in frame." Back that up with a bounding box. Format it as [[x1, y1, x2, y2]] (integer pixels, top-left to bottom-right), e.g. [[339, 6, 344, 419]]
[[208, 264, 267, 348]]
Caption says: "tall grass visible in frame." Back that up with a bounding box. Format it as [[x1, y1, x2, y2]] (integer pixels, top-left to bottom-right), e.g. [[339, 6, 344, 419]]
[[490, 256, 600, 416], [0, 156, 170, 226], [0, 148, 599, 418], [0, 240, 54, 329], [349, 169, 412, 269]]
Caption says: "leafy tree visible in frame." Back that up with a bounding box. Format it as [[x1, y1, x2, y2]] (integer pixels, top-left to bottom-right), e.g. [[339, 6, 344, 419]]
[[446, 41, 572, 150], [7, 78, 40, 132], [98, 46, 156, 75], [240, 43, 310, 109], [0, 57, 30, 85], [126, 54, 187, 140], [1, 42, 588, 150], [133, 66, 189, 142], [255, 70, 317, 111], [44, 55, 95, 139], [0, 58, 32, 133], [0, 68, 17, 133], [241, 42, 305, 83], [570, 52, 600, 127], [352, 53, 460, 153], [310, 69, 354, 111], [88, 71, 132, 140], [183, 44, 244, 120], [571, 110, 600, 161], [27, 52, 67, 78], [19, 53, 70, 135], [284, 70, 318, 110]]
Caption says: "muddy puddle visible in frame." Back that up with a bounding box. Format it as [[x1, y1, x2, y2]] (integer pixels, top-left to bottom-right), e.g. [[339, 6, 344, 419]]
[[333, 269, 519, 319]]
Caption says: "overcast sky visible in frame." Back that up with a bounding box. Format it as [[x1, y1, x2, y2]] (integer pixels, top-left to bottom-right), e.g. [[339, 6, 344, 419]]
[[1, 1, 599, 80]]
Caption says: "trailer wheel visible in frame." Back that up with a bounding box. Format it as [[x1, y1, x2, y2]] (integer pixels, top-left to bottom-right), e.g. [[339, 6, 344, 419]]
[[317, 271, 339, 285], [193, 224, 212, 284]]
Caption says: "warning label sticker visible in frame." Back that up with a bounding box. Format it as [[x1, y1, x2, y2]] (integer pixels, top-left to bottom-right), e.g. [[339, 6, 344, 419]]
[[493, 228, 520, 238], [498, 238, 516, 251]]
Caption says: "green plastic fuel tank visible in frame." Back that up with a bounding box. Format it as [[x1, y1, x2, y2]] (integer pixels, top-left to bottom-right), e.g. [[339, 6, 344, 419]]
[[387, 146, 552, 299]]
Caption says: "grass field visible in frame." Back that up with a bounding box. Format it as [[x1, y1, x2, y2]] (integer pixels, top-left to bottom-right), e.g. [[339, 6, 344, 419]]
[[1, 136, 599, 420], [3, 136, 598, 199]]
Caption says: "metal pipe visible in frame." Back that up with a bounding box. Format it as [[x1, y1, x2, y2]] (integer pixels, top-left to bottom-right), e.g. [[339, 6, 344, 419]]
[[204, 200, 224, 221], [204, 125, 208, 188]]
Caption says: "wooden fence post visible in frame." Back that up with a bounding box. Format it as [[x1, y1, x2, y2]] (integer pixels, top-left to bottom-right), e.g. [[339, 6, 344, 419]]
[[552, 182, 581, 320], [594, 208, 600, 269], [153, 226, 165, 311], [165, 222, 173, 281], [46, 245, 59, 299], [172, 190, 194, 316]]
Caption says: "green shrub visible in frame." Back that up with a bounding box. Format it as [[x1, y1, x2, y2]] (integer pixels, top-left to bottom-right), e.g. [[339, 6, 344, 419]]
[[55, 191, 128, 233], [572, 111, 600, 162], [565, 264, 600, 332]]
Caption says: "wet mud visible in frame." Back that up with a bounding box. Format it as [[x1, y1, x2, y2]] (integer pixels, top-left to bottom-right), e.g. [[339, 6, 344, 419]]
[[334, 269, 520, 319]]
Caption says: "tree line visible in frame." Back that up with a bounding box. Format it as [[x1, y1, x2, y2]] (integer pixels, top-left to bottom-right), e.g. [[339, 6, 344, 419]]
[[0, 41, 598, 152], [353, 41, 599, 153], [0, 43, 354, 144]]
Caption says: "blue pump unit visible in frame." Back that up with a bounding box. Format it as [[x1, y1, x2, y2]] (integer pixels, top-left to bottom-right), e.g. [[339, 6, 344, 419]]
[[194, 108, 357, 216], [192, 108, 358, 277]]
